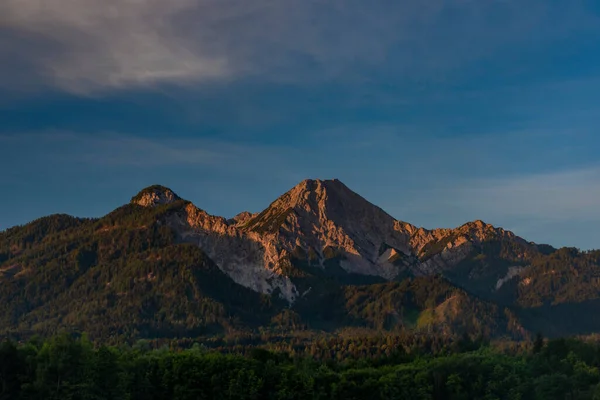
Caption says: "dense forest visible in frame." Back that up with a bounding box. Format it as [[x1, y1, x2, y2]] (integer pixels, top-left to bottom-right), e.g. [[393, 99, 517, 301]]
[[2, 333, 600, 399]]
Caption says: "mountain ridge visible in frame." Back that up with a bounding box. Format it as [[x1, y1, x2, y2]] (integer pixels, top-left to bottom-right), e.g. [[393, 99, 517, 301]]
[[0, 179, 554, 303], [129, 179, 544, 304], [1, 178, 599, 343]]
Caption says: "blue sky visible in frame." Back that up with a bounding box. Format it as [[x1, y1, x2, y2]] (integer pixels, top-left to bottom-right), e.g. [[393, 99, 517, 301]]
[[1, 0, 600, 249]]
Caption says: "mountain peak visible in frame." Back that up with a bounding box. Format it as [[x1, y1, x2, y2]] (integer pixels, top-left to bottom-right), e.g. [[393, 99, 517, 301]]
[[461, 219, 492, 229], [131, 185, 182, 207], [285, 178, 358, 208], [254, 179, 366, 222], [291, 178, 346, 196], [458, 219, 513, 235], [244, 177, 402, 240], [297, 178, 344, 185], [238, 178, 414, 283], [242, 179, 344, 233]]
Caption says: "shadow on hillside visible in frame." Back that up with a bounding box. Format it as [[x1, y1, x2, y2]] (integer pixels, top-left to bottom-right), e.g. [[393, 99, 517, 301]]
[[518, 299, 600, 338]]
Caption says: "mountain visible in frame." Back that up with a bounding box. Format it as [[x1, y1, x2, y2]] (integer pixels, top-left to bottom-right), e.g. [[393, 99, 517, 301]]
[[0, 179, 599, 343]]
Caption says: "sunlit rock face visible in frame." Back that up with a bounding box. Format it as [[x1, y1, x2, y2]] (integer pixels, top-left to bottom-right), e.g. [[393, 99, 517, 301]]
[[239, 179, 418, 280], [141, 179, 539, 303]]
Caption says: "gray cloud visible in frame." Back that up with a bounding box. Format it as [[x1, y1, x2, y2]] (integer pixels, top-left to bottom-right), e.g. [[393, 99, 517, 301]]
[[0, 131, 308, 183], [1, 0, 597, 94], [0, 0, 231, 93], [429, 166, 600, 249], [445, 166, 600, 222]]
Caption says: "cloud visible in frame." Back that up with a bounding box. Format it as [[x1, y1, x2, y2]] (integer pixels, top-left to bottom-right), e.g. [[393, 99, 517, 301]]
[[0, 0, 230, 93], [0, 131, 311, 183], [457, 166, 600, 222], [1, 0, 597, 94], [429, 166, 600, 249], [1, 131, 256, 165], [71, 134, 230, 167], [386, 163, 600, 227], [1, 132, 220, 165]]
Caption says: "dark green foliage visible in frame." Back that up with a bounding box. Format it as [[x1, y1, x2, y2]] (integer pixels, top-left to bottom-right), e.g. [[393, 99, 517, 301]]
[[416, 232, 600, 337], [517, 248, 600, 307], [338, 277, 516, 336], [537, 243, 558, 255], [0, 340, 27, 399], [287, 274, 523, 339], [284, 254, 386, 301], [503, 248, 600, 337], [431, 237, 532, 297], [4, 334, 600, 399], [533, 332, 544, 354], [0, 203, 279, 344], [0, 214, 93, 264]]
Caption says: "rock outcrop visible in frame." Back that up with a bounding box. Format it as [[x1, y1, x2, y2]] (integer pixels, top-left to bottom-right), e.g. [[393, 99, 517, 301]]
[[131, 185, 181, 207]]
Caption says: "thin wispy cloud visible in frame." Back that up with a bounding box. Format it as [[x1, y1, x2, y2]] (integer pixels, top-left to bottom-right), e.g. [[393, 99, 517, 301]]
[[0, 132, 307, 182], [428, 166, 600, 250], [1, 0, 597, 94], [365, 163, 600, 250], [72, 135, 230, 167], [445, 167, 600, 222], [1, 132, 224, 166]]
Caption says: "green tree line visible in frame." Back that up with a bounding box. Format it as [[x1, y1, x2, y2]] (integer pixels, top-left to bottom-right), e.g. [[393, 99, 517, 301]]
[[3, 333, 600, 399]]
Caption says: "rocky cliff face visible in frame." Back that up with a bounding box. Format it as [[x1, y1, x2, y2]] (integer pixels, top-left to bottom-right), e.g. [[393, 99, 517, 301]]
[[241, 179, 417, 278], [131, 180, 539, 303], [415, 220, 536, 274], [171, 203, 300, 302]]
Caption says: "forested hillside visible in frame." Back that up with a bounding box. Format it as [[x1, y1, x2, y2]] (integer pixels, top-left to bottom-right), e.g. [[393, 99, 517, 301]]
[[2, 333, 600, 399], [0, 181, 599, 344]]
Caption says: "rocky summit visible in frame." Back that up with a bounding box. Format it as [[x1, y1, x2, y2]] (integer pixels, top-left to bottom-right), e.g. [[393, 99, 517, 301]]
[[0, 178, 599, 343]]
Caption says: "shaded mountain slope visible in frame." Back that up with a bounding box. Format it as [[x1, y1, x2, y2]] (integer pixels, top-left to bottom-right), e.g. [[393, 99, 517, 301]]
[[0, 179, 599, 341], [0, 202, 279, 343]]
